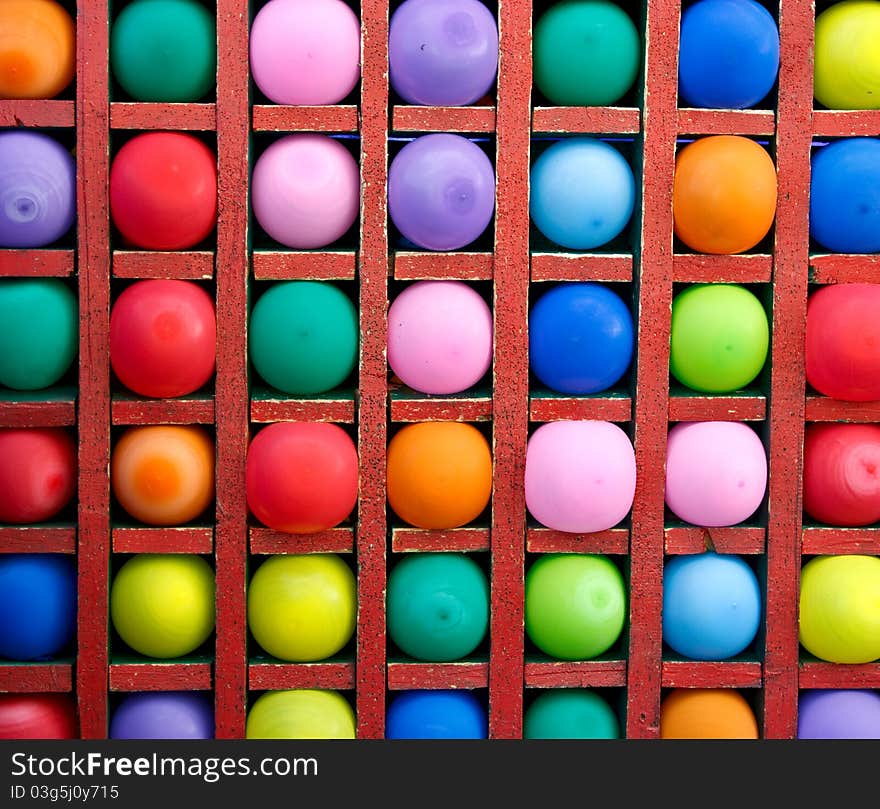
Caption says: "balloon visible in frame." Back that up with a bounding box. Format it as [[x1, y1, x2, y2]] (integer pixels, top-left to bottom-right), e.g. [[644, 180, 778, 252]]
[[524, 689, 620, 739], [385, 690, 486, 739], [0, 694, 77, 739], [110, 692, 214, 739], [798, 690, 880, 739], [660, 689, 759, 738], [246, 690, 356, 739]]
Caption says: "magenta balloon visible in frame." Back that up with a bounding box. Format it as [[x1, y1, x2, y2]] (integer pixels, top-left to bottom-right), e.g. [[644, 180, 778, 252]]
[[389, 0, 499, 106], [0, 131, 75, 248], [665, 421, 767, 527], [388, 133, 495, 251], [525, 421, 636, 533]]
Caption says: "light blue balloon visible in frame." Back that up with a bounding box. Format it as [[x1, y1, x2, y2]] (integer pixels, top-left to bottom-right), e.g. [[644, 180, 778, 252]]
[[529, 137, 636, 250], [662, 553, 762, 661]]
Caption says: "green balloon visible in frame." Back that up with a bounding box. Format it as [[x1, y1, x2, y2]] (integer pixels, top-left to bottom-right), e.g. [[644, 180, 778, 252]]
[[524, 689, 620, 739], [249, 281, 358, 395], [525, 554, 626, 661], [670, 284, 770, 393], [0, 279, 77, 391], [387, 553, 489, 662], [533, 1, 641, 106], [110, 0, 216, 102]]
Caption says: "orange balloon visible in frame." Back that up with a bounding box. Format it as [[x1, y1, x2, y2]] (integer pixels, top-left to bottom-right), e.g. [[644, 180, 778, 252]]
[[112, 426, 215, 526], [0, 0, 75, 99], [387, 422, 492, 529], [660, 689, 759, 739], [673, 135, 777, 255]]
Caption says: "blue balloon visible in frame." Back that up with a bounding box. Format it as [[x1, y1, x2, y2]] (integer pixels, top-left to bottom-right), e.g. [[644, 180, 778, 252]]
[[385, 690, 487, 739], [662, 553, 761, 661], [0, 555, 76, 661], [810, 138, 880, 254], [678, 0, 780, 109], [529, 137, 635, 250], [529, 283, 634, 394]]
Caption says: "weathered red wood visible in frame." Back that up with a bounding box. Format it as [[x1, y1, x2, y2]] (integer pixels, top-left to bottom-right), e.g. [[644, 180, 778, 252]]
[[391, 527, 491, 553], [677, 108, 775, 136], [109, 663, 212, 691], [0, 99, 74, 128], [668, 395, 767, 422], [387, 662, 489, 690], [661, 661, 763, 689], [526, 527, 629, 555], [112, 251, 214, 279], [664, 526, 765, 555], [392, 105, 496, 133], [393, 251, 493, 280], [809, 254, 880, 284], [0, 250, 75, 276], [805, 396, 880, 423], [802, 527, 880, 555], [812, 109, 880, 137], [0, 665, 73, 693], [109, 103, 216, 130], [252, 105, 359, 132], [250, 397, 356, 424], [672, 253, 773, 283], [530, 395, 632, 423], [524, 660, 627, 688], [530, 253, 633, 282], [763, 0, 814, 740], [0, 526, 76, 554], [111, 527, 214, 554], [248, 663, 356, 691], [390, 393, 492, 422], [532, 106, 640, 134], [252, 251, 357, 280], [0, 400, 76, 427], [213, 0, 250, 739], [249, 527, 355, 555], [111, 396, 215, 425], [799, 662, 880, 689]]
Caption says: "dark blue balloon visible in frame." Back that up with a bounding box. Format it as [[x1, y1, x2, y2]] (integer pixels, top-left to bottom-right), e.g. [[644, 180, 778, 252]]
[[810, 138, 880, 254], [529, 283, 634, 394], [385, 690, 487, 739], [0, 555, 76, 661], [678, 0, 780, 109]]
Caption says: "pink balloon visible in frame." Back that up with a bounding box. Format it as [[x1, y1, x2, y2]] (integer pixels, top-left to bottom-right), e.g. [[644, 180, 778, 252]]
[[250, 0, 361, 105], [525, 421, 636, 533], [252, 134, 359, 249], [665, 421, 767, 527], [388, 281, 493, 394]]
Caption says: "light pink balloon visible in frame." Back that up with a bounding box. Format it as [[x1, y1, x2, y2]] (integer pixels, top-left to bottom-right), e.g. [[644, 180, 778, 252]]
[[250, 0, 361, 105], [388, 281, 493, 394], [252, 134, 359, 249], [665, 421, 767, 527], [525, 421, 636, 533]]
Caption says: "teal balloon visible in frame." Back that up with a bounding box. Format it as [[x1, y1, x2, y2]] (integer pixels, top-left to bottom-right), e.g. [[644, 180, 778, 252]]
[[524, 689, 621, 739]]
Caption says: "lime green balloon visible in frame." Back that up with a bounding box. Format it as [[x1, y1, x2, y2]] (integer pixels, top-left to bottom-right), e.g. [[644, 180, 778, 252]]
[[0, 279, 77, 391], [249, 281, 358, 395], [110, 0, 216, 102], [814, 1, 880, 110], [525, 554, 626, 661], [247, 554, 356, 662], [246, 690, 356, 739], [533, 0, 641, 106], [670, 284, 769, 393], [524, 689, 620, 739], [799, 555, 880, 664]]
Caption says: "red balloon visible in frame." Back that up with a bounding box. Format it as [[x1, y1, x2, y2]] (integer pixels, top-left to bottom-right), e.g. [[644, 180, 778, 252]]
[[806, 284, 880, 402], [804, 423, 880, 526], [110, 280, 216, 398], [0, 693, 77, 739], [0, 428, 75, 523], [246, 422, 358, 534], [109, 132, 217, 250]]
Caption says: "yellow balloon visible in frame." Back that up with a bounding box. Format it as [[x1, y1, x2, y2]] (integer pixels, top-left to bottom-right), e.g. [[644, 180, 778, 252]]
[[246, 690, 356, 739], [799, 555, 880, 663], [110, 554, 215, 659], [247, 554, 356, 662], [814, 1, 880, 109]]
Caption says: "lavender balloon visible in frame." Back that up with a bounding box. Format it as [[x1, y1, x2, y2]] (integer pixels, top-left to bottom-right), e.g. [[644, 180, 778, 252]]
[[0, 131, 75, 248], [388, 133, 495, 251], [798, 690, 880, 739], [390, 0, 499, 106], [110, 692, 214, 739]]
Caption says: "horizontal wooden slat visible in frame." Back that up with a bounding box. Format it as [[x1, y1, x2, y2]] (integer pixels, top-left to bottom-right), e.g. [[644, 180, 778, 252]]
[[0, 399, 76, 428], [0, 100, 75, 128], [530, 396, 631, 423], [252, 251, 356, 280], [531, 253, 633, 282], [809, 254, 880, 284], [661, 660, 763, 688], [526, 528, 629, 554], [532, 106, 640, 134], [799, 662, 880, 689], [805, 396, 880, 423], [0, 664, 73, 692], [677, 108, 776, 136], [393, 251, 493, 280], [249, 662, 356, 690], [387, 662, 489, 690], [252, 105, 359, 132], [524, 660, 627, 688], [813, 110, 880, 138], [802, 527, 880, 556], [249, 527, 355, 554], [669, 395, 767, 422], [390, 393, 492, 422], [0, 526, 76, 553], [393, 105, 495, 133], [112, 251, 214, 279], [250, 397, 356, 423], [112, 527, 214, 554], [672, 253, 773, 283], [111, 396, 215, 425], [109, 663, 212, 691], [664, 526, 766, 555], [0, 249, 75, 277], [391, 528, 490, 552], [110, 103, 216, 130]]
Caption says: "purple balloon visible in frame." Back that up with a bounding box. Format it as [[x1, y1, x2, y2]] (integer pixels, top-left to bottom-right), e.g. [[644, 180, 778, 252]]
[[388, 133, 495, 251], [0, 131, 75, 248], [390, 0, 499, 106], [110, 692, 214, 739], [798, 690, 880, 739]]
